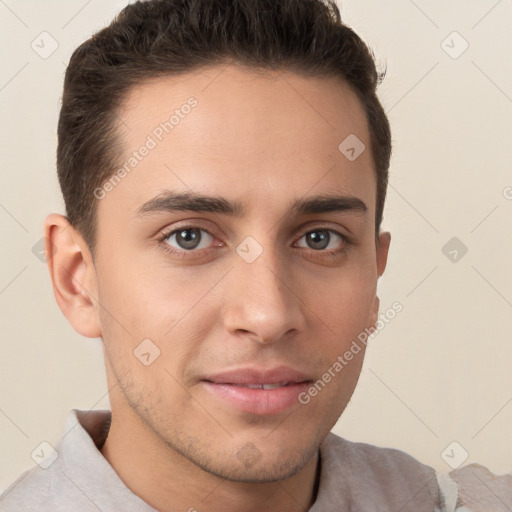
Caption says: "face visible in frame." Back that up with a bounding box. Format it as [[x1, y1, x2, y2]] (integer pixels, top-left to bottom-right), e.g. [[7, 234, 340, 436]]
[[90, 64, 389, 482]]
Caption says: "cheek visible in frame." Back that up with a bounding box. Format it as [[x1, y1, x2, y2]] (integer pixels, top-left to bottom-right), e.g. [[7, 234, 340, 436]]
[[96, 255, 207, 330], [302, 262, 378, 337], [96, 259, 222, 375]]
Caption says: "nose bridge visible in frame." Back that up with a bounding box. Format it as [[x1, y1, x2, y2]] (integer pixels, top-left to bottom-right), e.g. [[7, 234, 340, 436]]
[[223, 236, 305, 343]]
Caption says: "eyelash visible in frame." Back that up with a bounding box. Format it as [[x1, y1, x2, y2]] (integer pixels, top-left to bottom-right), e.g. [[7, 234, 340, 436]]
[[156, 224, 352, 260]]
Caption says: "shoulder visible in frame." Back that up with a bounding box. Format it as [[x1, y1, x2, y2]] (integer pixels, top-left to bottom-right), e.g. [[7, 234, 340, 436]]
[[0, 409, 113, 512], [0, 465, 56, 511], [317, 433, 442, 511], [448, 463, 512, 512], [322, 432, 438, 480], [324, 437, 512, 512]]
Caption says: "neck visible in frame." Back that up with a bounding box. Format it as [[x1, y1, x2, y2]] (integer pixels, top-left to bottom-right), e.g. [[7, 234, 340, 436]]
[[100, 405, 321, 512]]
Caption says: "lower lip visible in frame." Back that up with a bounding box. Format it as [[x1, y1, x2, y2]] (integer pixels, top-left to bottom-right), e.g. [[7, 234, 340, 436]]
[[202, 381, 311, 415]]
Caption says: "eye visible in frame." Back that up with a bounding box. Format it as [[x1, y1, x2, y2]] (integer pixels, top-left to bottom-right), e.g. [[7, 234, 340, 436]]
[[295, 229, 345, 251], [162, 227, 214, 251]]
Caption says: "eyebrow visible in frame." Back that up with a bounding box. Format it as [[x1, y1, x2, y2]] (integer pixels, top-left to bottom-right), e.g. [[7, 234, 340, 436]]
[[135, 191, 367, 218]]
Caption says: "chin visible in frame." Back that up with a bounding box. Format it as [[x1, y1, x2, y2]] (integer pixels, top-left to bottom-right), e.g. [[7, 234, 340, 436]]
[[206, 454, 311, 483], [190, 436, 320, 483]]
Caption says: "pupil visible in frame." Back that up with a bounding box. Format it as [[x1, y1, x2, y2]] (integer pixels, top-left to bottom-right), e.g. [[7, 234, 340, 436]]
[[177, 229, 201, 249], [308, 230, 329, 250]]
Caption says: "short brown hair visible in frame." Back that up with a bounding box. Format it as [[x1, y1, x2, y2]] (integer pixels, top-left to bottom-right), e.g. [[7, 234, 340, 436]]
[[57, 0, 391, 255]]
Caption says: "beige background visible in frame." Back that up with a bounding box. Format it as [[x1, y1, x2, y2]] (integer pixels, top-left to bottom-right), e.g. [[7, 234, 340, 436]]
[[1, 0, 511, 492]]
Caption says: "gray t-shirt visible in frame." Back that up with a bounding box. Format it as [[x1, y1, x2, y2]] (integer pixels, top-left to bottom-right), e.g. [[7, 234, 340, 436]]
[[1, 409, 509, 511]]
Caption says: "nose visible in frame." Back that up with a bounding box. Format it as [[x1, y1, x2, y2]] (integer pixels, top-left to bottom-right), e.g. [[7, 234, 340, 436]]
[[221, 243, 306, 345]]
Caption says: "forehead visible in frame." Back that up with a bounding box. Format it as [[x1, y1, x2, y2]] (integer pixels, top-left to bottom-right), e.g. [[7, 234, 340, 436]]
[[98, 64, 375, 224]]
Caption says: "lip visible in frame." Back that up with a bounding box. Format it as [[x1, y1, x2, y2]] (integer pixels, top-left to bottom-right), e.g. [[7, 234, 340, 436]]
[[201, 366, 314, 415], [202, 366, 314, 385]]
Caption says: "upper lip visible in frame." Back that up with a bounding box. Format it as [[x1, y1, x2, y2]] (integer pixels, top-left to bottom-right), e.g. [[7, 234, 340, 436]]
[[202, 366, 314, 385]]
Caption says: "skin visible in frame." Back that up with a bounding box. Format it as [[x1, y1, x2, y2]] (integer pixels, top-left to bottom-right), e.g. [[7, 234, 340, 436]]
[[45, 63, 390, 512]]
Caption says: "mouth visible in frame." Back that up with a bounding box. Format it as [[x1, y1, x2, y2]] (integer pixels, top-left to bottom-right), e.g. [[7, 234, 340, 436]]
[[226, 382, 296, 390], [200, 366, 314, 415]]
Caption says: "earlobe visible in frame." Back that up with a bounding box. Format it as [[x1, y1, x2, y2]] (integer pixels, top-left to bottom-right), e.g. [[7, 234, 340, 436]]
[[370, 295, 380, 328], [44, 213, 102, 338]]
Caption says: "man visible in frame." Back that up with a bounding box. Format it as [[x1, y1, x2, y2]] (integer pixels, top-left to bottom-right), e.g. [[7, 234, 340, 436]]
[[1, 0, 509, 511]]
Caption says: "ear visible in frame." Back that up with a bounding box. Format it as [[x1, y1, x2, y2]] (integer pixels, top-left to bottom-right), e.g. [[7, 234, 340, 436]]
[[376, 231, 391, 278], [370, 231, 391, 327], [44, 213, 102, 338]]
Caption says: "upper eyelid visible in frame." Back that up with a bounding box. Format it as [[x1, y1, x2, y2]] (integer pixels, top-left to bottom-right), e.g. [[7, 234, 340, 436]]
[[160, 224, 346, 237], [160, 218, 350, 236]]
